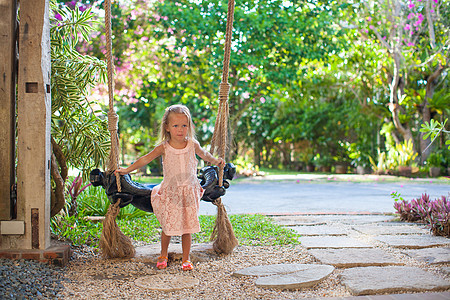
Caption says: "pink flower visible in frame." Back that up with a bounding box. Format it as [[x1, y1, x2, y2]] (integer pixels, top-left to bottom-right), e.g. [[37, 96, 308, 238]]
[[407, 42, 414, 46], [404, 24, 411, 31], [55, 13, 63, 21], [260, 97, 266, 103], [369, 25, 374, 29], [408, 2, 415, 9], [368, 17, 372, 21], [408, 13, 415, 20]]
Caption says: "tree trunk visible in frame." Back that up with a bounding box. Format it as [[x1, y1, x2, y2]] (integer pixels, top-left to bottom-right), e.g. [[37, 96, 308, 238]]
[[50, 137, 68, 218], [254, 144, 261, 167], [389, 52, 413, 143], [50, 152, 65, 218]]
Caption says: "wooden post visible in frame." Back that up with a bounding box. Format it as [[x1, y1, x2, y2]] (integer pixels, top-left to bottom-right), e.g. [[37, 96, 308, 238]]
[[0, 0, 18, 221], [15, 0, 52, 250]]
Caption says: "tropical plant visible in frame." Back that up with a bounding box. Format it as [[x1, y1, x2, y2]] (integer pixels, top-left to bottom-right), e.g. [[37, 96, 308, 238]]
[[49, 0, 110, 217], [421, 119, 450, 151], [393, 192, 450, 237], [394, 139, 418, 167], [66, 174, 91, 217]]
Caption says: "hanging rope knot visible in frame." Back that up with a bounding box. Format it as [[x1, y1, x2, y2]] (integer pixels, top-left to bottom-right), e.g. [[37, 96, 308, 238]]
[[107, 111, 119, 132], [218, 82, 230, 102]]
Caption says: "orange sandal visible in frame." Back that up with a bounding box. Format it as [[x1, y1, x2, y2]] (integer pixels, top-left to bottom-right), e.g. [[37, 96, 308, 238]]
[[156, 256, 168, 270], [182, 260, 193, 271]]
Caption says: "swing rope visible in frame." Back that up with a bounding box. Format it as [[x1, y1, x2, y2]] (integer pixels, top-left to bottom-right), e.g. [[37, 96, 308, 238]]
[[99, 0, 237, 258], [99, 0, 135, 259], [209, 0, 238, 255]]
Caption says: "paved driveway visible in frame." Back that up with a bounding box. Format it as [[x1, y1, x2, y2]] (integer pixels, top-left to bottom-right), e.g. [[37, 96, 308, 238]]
[[199, 174, 449, 215]]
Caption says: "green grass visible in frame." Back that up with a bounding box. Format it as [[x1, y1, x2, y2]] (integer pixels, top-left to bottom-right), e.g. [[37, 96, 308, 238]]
[[51, 211, 300, 248], [259, 167, 306, 176], [133, 175, 164, 184], [193, 214, 300, 246]]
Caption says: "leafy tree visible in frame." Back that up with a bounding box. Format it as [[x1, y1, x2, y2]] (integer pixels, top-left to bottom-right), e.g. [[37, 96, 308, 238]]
[[350, 0, 449, 161], [50, 0, 110, 216]]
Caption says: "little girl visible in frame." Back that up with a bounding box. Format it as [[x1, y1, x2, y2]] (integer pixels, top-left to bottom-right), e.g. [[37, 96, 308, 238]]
[[115, 104, 224, 271]]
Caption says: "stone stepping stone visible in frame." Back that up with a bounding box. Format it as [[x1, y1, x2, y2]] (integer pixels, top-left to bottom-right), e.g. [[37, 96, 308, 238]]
[[134, 243, 217, 263], [340, 266, 450, 296], [271, 216, 326, 226], [353, 224, 429, 235], [318, 215, 396, 225], [308, 248, 403, 268], [299, 236, 372, 249], [233, 264, 334, 290], [291, 225, 348, 236], [374, 235, 450, 249], [402, 247, 450, 264], [135, 274, 199, 292]]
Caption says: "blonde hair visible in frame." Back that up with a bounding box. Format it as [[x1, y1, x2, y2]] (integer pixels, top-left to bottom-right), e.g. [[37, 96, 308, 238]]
[[159, 104, 196, 143]]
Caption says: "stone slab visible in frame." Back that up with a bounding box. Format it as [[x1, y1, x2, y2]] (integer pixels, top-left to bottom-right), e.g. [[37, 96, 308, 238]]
[[135, 274, 199, 292], [271, 216, 326, 226], [317, 215, 396, 225], [291, 225, 348, 236], [233, 264, 334, 290], [374, 235, 450, 249], [299, 236, 372, 249], [308, 248, 403, 268], [402, 247, 450, 264], [340, 266, 450, 296], [134, 243, 217, 263], [353, 224, 429, 235]]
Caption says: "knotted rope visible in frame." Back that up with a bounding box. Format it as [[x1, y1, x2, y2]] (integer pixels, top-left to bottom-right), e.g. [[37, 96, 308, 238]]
[[99, 0, 135, 259], [209, 0, 238, 255]]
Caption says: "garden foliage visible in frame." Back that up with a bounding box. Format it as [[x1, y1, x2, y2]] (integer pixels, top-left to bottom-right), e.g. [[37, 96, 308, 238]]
[[393, 192, 450, 237]]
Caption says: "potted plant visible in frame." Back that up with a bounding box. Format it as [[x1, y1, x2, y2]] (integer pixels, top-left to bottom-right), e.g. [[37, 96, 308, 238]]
[[299, 148, 315, 172], [314, 154, 333, 173], [334, 155, 350, 174], [395, 140, 418, 177], [426, 152, 443, 177], [348, 142, 372, 175]]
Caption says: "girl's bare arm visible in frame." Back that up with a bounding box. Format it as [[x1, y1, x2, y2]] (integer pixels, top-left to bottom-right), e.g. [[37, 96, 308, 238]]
[[194, 140, 225, 166], [115, 144, 164, 175]]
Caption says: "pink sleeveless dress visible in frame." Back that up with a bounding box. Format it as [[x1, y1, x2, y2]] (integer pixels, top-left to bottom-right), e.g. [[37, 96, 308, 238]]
[[151, 140, 204, 236]]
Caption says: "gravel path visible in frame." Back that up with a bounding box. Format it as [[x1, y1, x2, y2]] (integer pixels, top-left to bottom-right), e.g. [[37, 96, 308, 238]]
[[0, 242, 351, 299], [59, 244, 351, 299]]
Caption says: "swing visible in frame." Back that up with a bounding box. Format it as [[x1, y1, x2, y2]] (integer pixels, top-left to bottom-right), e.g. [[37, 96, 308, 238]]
[[93, 0, 238, 258], [89, 163, 236, 212]]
